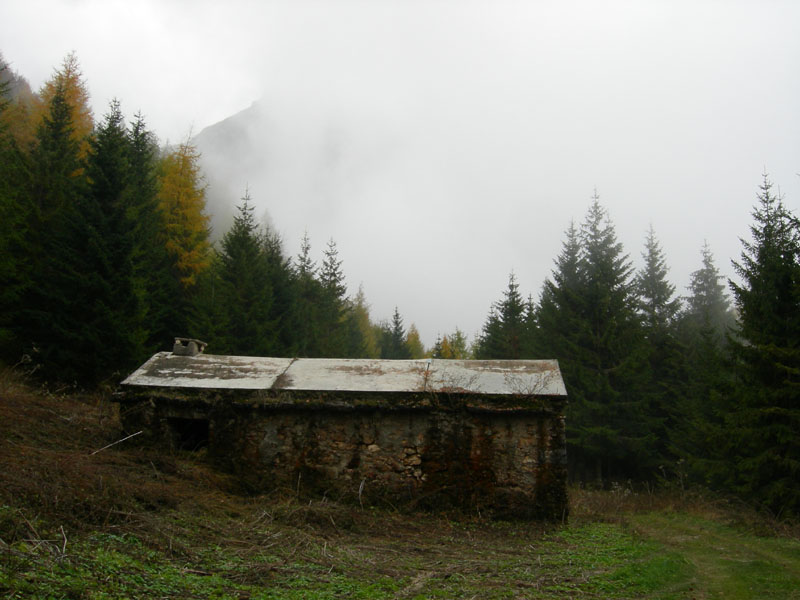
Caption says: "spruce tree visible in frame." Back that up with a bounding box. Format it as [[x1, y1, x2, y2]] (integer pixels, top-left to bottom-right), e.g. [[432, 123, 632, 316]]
[[576, 195, 652, 481], [475, 273, 528, 359], [74, 99, 145, 379], [635, 226, 683, 465], [317, 239, 349, 356], [535, 196, 652, 482], [727, 174, 800, 517], [0, 65, 30, 359], [681, 242, 735, 344], [381, 307, 411, 359], [290, 232, 323, 356], [21, 79, 88, 379], [432, 334, 444, 358], [189, 253, 231, 353], [261, 227, 295, 356], [673, 242, 734, 483], [534, 220, 585, 370], [636, 226, 680, 332], [127, 112, 174, 353], [41, 99, 147, 382], [214, 193, 276, 356]]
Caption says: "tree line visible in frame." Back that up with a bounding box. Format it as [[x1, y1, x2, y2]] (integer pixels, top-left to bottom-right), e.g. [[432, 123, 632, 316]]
[[473, 185, 799, 518], [2, 54, 798, 518]]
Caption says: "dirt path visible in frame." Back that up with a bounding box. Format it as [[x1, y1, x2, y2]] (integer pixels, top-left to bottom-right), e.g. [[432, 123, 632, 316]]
[[630, 512, 800, 599]]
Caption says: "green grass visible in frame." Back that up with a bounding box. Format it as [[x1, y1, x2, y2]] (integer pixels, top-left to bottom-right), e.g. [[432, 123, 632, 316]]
[[630, 512, 800, 599], [4, 498, 800, 599]]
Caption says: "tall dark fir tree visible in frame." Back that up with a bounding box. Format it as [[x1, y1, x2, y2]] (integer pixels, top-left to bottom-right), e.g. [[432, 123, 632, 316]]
[[535, 195, 652, 482], [57, 99, 145, 382], [634, 226, 683, 464], [0, 63, 30, 358], [212, 192, 277, 356], [21, 78, 88, 379], [317, 239, 349, 357], [574, 194, 652, 481], [727, 174, 800, 517], [475, 272, 530, 359], [381, 307, 411, 359], [126, 112, 174, 353], [673, 242, 734, 482], [290, 232, 323, 356]]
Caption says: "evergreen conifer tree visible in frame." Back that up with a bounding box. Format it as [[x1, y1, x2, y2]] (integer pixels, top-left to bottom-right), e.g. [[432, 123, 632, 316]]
[[65, 99, 145, 380], [290, 232, 323, 356], [21, 79, 88, 379], [673, 242, 734, 483], [727, 174, 800, 516], [127, 113, 174, 353], [635, 226, 683, 464], [535, 196, 652, 482], [574, 195, 652, 480], [681, 242, 735, 343], [381, 307, 411, 359], [318, 239, 349, 356], [214, 192, 276, 356], [0, 65, 30, 359], [261, 227, 295, 356], [189, 253, 231, 354], [475, 273, 528, 359]]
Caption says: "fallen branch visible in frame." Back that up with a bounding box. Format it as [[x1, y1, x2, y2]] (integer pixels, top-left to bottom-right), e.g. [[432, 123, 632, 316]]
[[90, 431, 142, 455]]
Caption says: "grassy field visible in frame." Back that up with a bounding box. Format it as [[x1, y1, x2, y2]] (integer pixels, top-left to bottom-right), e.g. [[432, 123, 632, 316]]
[[1, 372, 799, 599]]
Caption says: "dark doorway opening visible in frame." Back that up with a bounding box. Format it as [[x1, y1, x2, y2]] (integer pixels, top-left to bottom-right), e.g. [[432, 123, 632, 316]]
[[167, 417, 209, 451]]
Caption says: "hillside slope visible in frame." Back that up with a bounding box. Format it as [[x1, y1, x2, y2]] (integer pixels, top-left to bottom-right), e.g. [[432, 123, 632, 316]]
[[1, 372, 799, 599]]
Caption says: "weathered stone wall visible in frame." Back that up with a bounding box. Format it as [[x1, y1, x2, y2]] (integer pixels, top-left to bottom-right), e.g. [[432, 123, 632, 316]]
[[118, 390, 568, 520]]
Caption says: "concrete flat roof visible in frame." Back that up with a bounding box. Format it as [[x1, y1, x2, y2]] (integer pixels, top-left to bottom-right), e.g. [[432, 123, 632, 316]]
[[121, 353, 567, 396]]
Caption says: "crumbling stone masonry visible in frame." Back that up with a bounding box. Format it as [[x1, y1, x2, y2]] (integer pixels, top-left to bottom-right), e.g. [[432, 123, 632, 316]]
[[116, 349, 568, 520]]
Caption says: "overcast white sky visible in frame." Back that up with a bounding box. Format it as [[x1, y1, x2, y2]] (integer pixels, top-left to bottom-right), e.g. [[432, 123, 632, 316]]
[[3, 0, 799, 347]]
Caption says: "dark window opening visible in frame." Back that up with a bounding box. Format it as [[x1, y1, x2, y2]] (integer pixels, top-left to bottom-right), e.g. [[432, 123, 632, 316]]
[[167, 417, 209, 451]]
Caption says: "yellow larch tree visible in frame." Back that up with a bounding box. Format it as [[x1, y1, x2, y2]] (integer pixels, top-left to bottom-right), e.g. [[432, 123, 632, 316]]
[[0, 53, 38, 152], [439, 335, 454, 359], [34, 52, 94, 158], [405, 324, 425, 359], [157, 140, 211, 288]]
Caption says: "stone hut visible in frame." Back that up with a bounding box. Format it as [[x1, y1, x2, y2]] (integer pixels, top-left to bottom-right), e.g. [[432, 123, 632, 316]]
[[116, 342, 569, 520]]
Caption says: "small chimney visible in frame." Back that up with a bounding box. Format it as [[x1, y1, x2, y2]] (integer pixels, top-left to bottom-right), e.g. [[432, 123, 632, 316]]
[[172, 337, 207, 357]]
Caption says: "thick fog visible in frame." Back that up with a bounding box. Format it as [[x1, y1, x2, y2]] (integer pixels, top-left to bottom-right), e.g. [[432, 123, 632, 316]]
[[3, 1, 799, 345]]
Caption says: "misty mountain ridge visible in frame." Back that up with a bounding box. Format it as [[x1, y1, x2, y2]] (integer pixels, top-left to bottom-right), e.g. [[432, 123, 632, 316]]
[[193, 101, 270, 239], [193, 98, 376, 247]]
